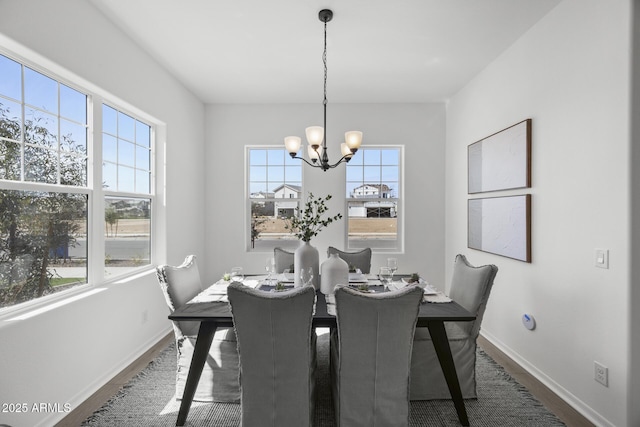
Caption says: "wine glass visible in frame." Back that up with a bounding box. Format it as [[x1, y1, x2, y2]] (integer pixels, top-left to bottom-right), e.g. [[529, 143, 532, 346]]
[[387, 258, 398, 282], [230, 266, 244, 282], [265, 257, 275, 285], [300, 267, 314, 288], [379, 266, 392, 290]]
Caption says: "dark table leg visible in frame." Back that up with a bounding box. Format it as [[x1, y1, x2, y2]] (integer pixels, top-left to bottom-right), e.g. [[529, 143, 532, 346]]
[[427, 321, 469, 426], [175, 321, 218, 426]]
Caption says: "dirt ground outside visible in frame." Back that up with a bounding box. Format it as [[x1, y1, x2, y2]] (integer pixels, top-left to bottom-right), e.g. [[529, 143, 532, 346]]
[[256, 217, 397, 235], [73, 219, 150, 236]]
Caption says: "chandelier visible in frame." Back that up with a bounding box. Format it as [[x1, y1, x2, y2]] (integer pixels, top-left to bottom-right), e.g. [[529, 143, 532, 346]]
[[284, 9, 363, 171]]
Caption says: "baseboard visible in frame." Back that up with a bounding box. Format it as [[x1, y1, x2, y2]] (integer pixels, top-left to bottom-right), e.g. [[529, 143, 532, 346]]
[[480, 330, 613, 427], [43, 328, 172, 427]]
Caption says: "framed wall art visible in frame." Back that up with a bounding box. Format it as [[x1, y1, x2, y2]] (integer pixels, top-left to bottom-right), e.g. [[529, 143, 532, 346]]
[[468, 119, 531, 194], [468, 194, 531, 262]]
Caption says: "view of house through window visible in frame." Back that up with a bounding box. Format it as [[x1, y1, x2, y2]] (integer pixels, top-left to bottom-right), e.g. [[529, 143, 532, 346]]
[[248, 148, 301, 251], [346, 147, 401, 250]]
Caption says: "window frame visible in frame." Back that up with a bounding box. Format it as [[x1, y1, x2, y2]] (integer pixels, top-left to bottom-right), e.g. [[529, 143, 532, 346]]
[[345, 145, 404, 253], [245, 146, 303, 252], [0, 48, 158, 315]]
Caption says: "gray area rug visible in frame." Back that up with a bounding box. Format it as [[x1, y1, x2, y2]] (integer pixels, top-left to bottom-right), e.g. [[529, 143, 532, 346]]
[[83, 332, 565, 426]]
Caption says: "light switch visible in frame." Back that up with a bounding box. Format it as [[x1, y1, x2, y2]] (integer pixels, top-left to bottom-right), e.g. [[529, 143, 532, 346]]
[[595, 249, 609, 269]]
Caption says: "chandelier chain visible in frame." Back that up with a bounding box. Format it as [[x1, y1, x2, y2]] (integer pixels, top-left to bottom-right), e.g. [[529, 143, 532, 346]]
[[323, 21, 328, 106]]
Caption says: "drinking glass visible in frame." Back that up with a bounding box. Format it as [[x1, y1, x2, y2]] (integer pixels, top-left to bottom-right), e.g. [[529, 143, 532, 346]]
[[387, 258, 398, 282], [265, 257, 275, 285], [300, 267, 314, 288], [379, 266, 392, 289], [230, 267, 244, 282]]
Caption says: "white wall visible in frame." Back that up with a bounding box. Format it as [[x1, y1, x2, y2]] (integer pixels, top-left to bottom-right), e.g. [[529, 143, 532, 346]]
[[446, 1, 633, 425], [204, 103, 447, 288], [0, 1, 206, 426]]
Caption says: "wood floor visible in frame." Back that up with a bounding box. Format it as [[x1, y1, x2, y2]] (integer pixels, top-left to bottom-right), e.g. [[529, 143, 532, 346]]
[[59, 333, 594, 427], [477, 335, 594, 427]]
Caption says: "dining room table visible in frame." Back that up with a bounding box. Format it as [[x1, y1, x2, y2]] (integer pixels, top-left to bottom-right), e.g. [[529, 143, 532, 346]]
[[168, 274, 475, 426]]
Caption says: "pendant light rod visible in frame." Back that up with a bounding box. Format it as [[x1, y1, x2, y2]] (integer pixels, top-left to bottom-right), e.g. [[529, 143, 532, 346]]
[[284, 8, 363, 171]]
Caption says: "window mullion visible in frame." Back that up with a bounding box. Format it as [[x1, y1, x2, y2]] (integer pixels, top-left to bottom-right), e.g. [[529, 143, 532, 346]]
[[89, 95, 104, 285]]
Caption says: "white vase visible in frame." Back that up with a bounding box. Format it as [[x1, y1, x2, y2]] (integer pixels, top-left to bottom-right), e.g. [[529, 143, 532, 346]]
[[294, 241, 319, 289], [320, 253, 349, 295]]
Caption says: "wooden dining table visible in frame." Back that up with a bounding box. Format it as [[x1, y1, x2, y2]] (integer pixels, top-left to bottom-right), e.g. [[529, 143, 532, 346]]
[[168, 280, 475, 426]]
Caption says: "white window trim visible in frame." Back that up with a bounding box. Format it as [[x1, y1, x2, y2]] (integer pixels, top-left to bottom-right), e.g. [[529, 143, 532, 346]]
[[245, 145, 303, 252], [0, 42, 162, 318], [345, 145, 404, 253]]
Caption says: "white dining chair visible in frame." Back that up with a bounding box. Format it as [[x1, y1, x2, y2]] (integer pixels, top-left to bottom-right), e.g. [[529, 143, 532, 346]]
[[156, 255, 240, 402], [274, 247, 294, 273], [331, 284, 423, 427], [410, 254, 498, 400], [227, 281, 317, 427], [327, 246, 372, 273]]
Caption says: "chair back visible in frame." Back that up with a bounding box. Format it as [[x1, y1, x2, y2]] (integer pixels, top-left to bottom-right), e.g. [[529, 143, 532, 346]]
[[227, 282, 316, 427], [333, 285, 423, 427], [449, 254, 498, 337], [274, 247, 294, 273], [156, 255, 204, 337], [327, 246, 372, 274]]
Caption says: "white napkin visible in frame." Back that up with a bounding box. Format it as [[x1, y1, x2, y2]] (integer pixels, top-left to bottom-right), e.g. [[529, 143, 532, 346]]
[[242, 279, 261, 289], [189, 293, 228, 303], [423, 292, 452, 303]]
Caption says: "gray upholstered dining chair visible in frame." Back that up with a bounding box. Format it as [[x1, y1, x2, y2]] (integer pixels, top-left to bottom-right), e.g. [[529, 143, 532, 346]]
[[227, 281, 317, 427], [156, 255, 240, 402], [331, 284, 423, 427], [327, 246, 372, 274], [410, 254, 498, 400], [274, 247, 294, 273]]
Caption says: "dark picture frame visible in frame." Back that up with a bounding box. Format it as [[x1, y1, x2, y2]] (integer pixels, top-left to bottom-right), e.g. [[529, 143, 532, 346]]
[[468, 119, 531, 194], [468, 195, 531, 262]]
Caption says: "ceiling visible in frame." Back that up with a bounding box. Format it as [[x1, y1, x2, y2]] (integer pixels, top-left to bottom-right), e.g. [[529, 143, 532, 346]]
[[90, 0, 561, 104]]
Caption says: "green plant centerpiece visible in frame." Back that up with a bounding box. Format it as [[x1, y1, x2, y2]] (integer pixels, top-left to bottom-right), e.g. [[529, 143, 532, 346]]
[[274, 282, 287, 291], [285, 193, 342, 288], [408, 273, 420, 283], [285, 193, 342, 242]]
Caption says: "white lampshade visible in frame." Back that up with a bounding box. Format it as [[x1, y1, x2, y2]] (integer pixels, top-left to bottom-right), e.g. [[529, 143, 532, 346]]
[[305, 126, 324, 147], [344, 131, 363, 150], [308, 144, 323, 160], [341, 142, 353, 157], [284, 136, 301, 154]]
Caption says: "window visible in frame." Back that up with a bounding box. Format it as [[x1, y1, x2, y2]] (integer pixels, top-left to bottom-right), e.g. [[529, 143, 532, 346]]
[[346, 147, 402, 250], [102, 105, 152, 276], [247, 148, 302, 251], [0, 52, 154, 311]]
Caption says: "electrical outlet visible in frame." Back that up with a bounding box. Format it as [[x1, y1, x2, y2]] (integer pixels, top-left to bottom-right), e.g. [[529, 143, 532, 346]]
[[594, 361, 608, 387]]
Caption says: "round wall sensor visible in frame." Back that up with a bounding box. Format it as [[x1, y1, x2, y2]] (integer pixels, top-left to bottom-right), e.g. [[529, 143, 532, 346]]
[[522, 314, 536, 331]]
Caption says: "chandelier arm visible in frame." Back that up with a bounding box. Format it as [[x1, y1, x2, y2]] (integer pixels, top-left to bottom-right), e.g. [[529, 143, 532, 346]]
[[324, 153, 355, 169], [290, 155, 324, 168]]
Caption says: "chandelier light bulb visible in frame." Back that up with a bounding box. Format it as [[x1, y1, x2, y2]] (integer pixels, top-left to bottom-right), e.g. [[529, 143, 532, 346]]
[[305, 126, 324, 148], [345, 131, 363, 150], [284, 136, 302, 154], [341, 142, 353, 157], [308, 144, 323, 161]]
